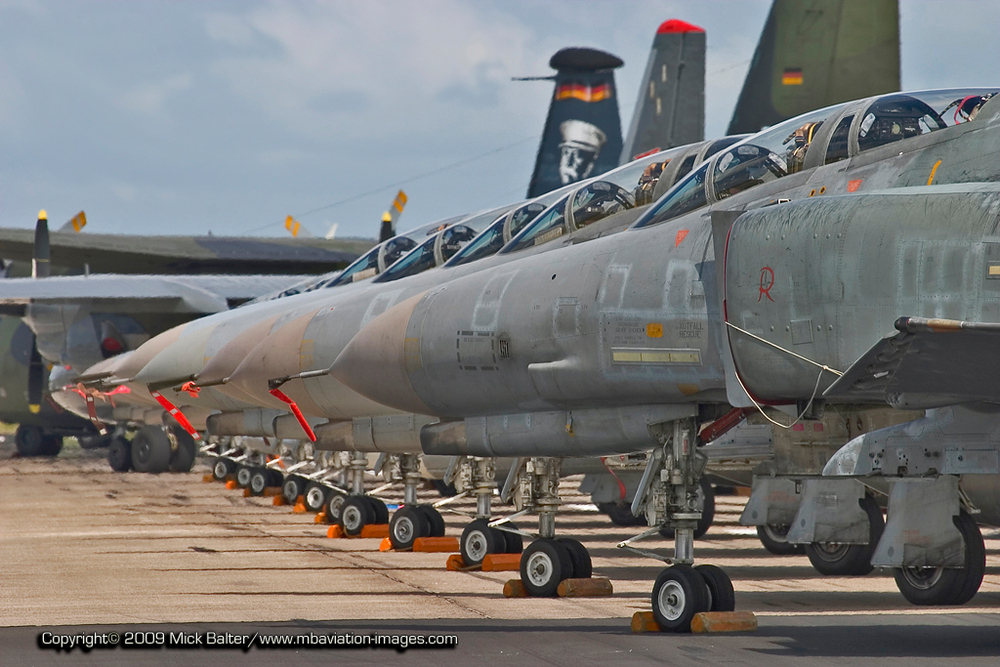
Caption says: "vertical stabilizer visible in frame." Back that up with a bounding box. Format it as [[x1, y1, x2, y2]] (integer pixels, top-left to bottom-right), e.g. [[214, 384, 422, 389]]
[[621, 20, 706, 163], [727, 0, 899, 134], [526, 48, 624, 198]]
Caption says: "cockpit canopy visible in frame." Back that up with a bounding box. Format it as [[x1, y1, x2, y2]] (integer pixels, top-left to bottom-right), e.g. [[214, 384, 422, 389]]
[[633, 88, 999, 230]]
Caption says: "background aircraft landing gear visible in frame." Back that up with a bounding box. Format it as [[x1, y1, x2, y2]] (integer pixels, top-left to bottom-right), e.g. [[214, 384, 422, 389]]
[[131, 425, 172, 473], [893, 509, 985, 605], [804, 495, 884, 576], [453, 457, 522, 566], [622, 419, 735, 632], [757, 524, 805, 555], [509, 457, 592, 596], [389, 454, 445, 549], [107, 433, 132, 472], [14, 424, 62, 457]]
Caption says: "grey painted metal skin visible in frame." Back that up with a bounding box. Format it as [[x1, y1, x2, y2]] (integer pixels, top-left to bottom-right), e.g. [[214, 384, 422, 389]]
[[119, 145, 706, 428], [333, 90, 1000, 456]]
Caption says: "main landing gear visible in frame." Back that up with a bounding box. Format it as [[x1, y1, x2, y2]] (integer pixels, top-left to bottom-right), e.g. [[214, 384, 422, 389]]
[[387, 454, 445, 549], [620, 419, 735, 632], [110, 424, 197, 474]]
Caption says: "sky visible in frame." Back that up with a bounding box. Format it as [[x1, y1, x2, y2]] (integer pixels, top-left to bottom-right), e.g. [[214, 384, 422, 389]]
[[1, 0, 998, 242]]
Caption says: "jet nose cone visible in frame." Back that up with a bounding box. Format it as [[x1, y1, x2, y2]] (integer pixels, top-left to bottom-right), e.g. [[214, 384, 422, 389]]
[[332, 292, 434, 415]]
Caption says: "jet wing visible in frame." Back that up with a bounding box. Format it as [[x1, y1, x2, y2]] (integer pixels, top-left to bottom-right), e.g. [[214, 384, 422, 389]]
[[0, 228, 372, 275], [823, 317, 1000, 408], [0, 274, 310, 314]]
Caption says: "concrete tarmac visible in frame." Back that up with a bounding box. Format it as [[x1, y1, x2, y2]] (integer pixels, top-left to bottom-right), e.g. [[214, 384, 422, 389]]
[[2, 440, 999, 666]]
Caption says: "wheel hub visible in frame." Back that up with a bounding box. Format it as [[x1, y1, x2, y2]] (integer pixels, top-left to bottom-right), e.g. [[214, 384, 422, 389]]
[[343, 506, 362, 532], [658, 581, 686, 621], [466, 530, 488, 562], [526, 551, 554, 587], [901, 565, 945, 590], [395, 517, 414, 543]]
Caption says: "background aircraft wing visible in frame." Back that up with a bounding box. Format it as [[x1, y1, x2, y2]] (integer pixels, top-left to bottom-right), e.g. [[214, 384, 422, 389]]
[[823, 317, 1000, 407], [0, 274, 310, 314], [0, 228, 371, 275]]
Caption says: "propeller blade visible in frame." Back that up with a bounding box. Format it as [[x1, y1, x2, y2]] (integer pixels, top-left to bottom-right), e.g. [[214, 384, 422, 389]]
[[32, 210, 50, 278]]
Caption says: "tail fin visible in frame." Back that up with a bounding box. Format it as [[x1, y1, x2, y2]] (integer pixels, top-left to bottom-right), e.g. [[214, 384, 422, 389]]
[[525, 48, 624, 198], [727, 0, 900, 134], [621, 20, 706, 163]]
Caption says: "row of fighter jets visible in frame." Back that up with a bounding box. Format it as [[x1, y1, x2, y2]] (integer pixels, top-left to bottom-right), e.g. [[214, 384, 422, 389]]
[[8, 1, 998, 633]]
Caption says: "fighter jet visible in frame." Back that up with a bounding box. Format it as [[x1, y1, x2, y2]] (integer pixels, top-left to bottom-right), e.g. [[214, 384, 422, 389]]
[[332, 89, 1000, 627]]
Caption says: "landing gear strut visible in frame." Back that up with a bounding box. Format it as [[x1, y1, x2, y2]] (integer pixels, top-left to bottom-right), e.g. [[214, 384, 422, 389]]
[[389, 454, 444, 549], [620, 419, 735, 632]]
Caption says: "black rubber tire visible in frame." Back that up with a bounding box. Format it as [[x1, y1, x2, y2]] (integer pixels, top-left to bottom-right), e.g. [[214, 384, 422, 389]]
[[390, 505, 430, 550], [249, 468, 269, 496], [601, 501, 646, 527], [282, 475, 306, 504], [14, 425, 45, 457], [520, 538, 574, 597], [651, 565, 710, 633], [805, 495, 883, 576], [212, 457, 236, 481], [266, 470, 284, 488], [696, 564, 736, 612], [168, 428, 197, 473], [235, 464, 253, 488], [304, 482, 329, 512], [501, 522, 524, 554], [659, 478, 715, 539], [107, 436, 132, 472], [557, 537, 592, 579], [757, 523, 806, 555], [40, 434, 63, 456], [893, 509, 986, 606], [366, 497, 389, 525], [461, 519, 503, 567], [419, 505, 446, 537], [340, 496, 374, 536], [131, 426, 172, 474]]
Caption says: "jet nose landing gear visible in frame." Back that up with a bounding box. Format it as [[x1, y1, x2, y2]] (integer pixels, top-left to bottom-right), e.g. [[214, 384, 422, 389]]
[[621, 419, 736, 632]]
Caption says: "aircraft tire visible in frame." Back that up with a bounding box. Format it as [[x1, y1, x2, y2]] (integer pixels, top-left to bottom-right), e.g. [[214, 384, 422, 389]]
[[366, 496, 389, 525], [249, 468, 269, 496], [282, 475, 306, 504], [805, 495, 883, 576], [419, 505, 446, 537], [757, 524, 806, 555], [235, 464, 253, 488], [107, 436, 132, 472], [461, 519, 503, 567], [696, 564, 736, 612], [14, 424, 45, 457], [212, 457, 235, 481], [40, 434, 63, 457], [168, 427, 196, 473], [303, 482, 329, 512], [266, 470, 283, 488], [131, 426, 172, 474], [340, 496, 374, 536], [651, 565, 709, 633], [501, 522, 524, 554], [893, 510, 985, 606], [520, 538, 573, 597], [326, 493, 345, 522], [390, 505, 429, 550], [557, 537, 592, 579]]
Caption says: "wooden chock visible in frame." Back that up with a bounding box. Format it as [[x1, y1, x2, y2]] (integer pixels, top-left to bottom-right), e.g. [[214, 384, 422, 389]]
[[225, 480, 238, 490], [557, 577, 613, 597], [272, 495, 286, 506], [202, 474, 215, 483], [327, 525, 344, 539], [263, 487, 282, 497], [379, 537, 394, 552], [314, 510, 327, 524], [631, 612, 661, 633], [412, 536, 459, 553], [360, 524, 390, 539], [482, 553, 521, 572], [502, 579, 529, 598], [691, 611, 758, 634]]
